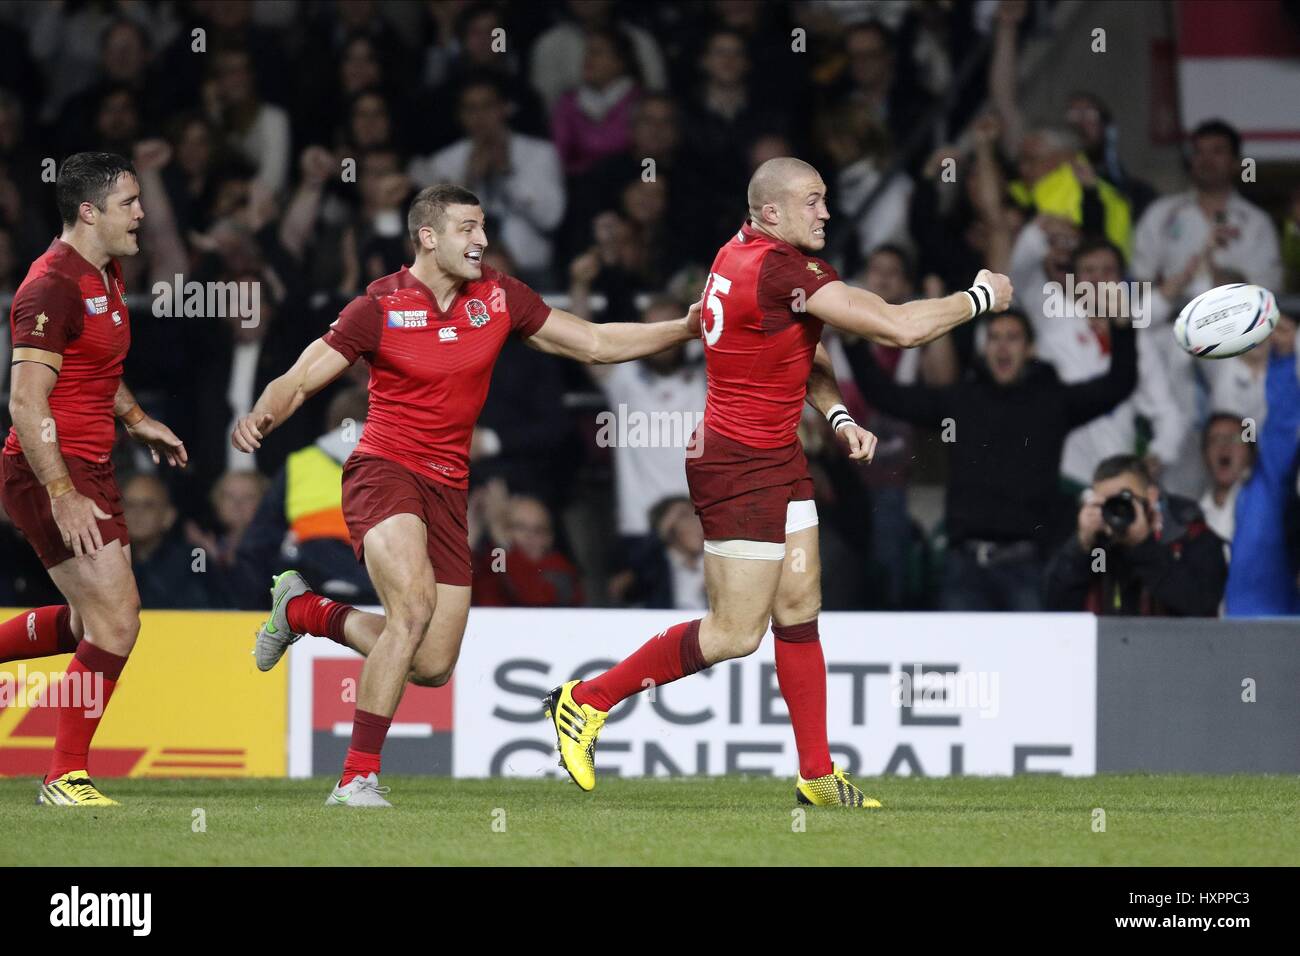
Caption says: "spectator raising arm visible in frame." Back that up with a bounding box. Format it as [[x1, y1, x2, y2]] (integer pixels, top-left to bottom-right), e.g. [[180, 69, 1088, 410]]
[[1226, 331, 1300, 615], [989, 0, 1028, 156], [1061, 319, 1138, 428], [279, 146, 335, 261], [840, 339, 956, 430], [132, 139, 188, 284]]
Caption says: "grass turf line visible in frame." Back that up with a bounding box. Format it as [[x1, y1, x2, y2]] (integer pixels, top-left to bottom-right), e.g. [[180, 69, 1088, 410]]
[[1, 774, 1295, 866]]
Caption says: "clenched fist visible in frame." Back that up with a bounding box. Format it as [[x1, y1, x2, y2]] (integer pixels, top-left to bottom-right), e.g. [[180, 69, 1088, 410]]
[[974, 269, 1014, 312]]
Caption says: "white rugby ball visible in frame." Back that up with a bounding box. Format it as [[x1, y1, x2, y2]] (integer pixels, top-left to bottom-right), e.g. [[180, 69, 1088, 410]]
[[1174, 283, 1278, 359]]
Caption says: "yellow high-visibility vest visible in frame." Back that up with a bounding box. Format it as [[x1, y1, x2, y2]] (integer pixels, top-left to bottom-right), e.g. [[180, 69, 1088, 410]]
[[1008, 161, 1133, 261], [285, 446, 349, 541]]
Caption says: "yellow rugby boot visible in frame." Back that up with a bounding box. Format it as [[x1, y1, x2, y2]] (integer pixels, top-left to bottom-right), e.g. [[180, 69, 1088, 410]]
[[37, 770, 120, 807], [542, 680, 607, 792], [795, 764, 881, 808]]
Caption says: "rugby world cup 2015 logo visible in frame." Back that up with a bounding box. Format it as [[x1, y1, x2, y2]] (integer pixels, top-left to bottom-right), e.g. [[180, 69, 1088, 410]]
[[465, 298, 490, 328]]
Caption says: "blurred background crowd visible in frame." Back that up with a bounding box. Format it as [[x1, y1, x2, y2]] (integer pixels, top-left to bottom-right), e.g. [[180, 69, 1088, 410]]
[[1, 0, 1298, 617]]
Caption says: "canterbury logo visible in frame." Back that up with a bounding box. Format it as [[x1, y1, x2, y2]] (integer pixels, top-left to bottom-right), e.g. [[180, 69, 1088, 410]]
[[26, 612, 37, 642]]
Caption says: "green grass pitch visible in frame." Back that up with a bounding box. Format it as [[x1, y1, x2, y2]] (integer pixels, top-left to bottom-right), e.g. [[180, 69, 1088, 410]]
[[1, 774, 1296, 866]]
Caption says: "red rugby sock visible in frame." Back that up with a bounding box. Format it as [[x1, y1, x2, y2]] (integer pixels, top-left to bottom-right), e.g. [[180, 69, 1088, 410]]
[[340, 709, 391, 786], [45, 641, 127, 783], [286, 593, 354, 645], [773, 619, 833, 779], [572, 619, 706, 712], [0, 606, 78, 663]]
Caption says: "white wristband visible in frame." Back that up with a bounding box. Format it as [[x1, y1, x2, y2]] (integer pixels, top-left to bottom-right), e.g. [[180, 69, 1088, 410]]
[[826, 403, 855, 432], [964, 280, 995, 318]]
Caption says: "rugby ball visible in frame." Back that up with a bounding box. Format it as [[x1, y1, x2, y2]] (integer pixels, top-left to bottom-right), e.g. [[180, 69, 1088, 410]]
[[1173, 283, 1278, 359]]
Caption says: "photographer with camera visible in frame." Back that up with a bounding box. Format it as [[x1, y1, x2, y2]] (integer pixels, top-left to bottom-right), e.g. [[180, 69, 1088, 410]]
[[1045, 454, 1226, 615]]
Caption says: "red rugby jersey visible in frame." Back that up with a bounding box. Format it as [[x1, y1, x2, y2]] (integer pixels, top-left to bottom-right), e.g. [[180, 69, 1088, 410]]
[[323, 264, 550, 488], [4, 239, 130, 463], [700, 221, 840, 449]]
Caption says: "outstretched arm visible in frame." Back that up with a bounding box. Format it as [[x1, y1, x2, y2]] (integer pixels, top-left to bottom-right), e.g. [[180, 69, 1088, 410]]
[[231, 337, 352, 452], [526, 300, 702, 364], [806, 270, 1012, 349]]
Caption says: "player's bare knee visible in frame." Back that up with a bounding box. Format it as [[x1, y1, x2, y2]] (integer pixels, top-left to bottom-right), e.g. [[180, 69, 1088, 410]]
[[773, 593, 820, 627], [386, 598, 434, 646], [410, 664, 453, 688], [106, 602, 141, 645], [712, 616, 769, 660]]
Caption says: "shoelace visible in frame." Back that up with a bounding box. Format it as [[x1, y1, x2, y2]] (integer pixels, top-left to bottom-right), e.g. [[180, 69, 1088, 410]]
[[63, 780, 102, 800]]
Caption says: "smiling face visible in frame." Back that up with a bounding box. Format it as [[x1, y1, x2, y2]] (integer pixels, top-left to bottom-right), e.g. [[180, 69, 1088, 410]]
[[424, 203, 487, 281]]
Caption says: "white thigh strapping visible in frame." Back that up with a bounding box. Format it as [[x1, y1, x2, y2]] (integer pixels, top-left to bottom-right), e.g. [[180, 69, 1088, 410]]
[[702, 500, 819, 561], [702, 538, 786, 560], [785, 498, 819, 534]]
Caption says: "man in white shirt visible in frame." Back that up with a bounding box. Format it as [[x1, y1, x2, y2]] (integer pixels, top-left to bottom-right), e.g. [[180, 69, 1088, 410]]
[[593, 296, 706, 540], [408, 78, 564, 282], [1011, 229, 1188, 489], [1132, 120, 1282, 297], [1198, 412, 1254, 545]]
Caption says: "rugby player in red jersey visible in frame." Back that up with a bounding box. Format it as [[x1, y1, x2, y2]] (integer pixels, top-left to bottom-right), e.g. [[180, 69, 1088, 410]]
[[0, 152, 188, 806], [545, 157, 1012, 806], [234, 184, 702, 807]]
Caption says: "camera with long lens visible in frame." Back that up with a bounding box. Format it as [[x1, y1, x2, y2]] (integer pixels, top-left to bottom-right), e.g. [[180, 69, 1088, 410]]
[[1099, 489, 1140, 538]]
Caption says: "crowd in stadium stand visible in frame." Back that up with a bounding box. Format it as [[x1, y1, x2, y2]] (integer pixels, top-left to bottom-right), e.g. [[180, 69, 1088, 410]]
[[0, 0, 1296, 616]]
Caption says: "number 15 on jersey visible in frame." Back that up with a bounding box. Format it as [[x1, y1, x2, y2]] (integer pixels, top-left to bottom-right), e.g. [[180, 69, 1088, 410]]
[[701, 271, 731, 347]]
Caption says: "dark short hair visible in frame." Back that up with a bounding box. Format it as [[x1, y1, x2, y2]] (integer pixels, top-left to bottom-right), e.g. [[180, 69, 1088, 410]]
[[455, 1, 502, 40], [633, 92, 677, 123], [867, 243, 917, 285], [588, 26, 641, 84], [1092, 453, 1151, 488], [56, 151, 137, 225], [846, 20, 895, 50], [1191, 119, 1242, 156], [457, 70, 508, 104], [1072, 237, 1125, 272], [648, 495, 692, 540], [407, 184, 481, 243], [983, 309, 1035, 344], [1065, 90, 1111, 124], [1201, 411, 1258, 461], [101, 17, 149, 55]]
